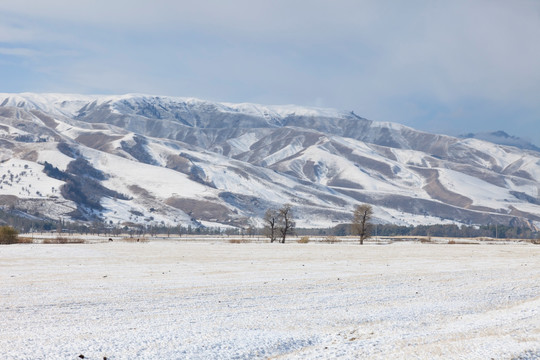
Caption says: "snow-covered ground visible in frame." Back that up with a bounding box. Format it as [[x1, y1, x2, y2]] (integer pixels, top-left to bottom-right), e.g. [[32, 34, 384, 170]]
[[1, 241, 539, 359]]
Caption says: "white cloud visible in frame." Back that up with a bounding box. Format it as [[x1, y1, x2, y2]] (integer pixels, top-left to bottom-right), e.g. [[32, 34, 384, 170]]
[[0, 22, 38, 43], [0, 47, 39, 57]]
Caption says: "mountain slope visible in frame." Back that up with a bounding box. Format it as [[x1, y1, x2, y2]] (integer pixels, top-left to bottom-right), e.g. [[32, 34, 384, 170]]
[[1, 93, 539, 229], [460, 131, 540, 153]]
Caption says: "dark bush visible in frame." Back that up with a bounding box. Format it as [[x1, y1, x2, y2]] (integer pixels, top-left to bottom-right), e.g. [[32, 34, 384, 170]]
[[0, 226, 19, 244], [57, 142, 81, 159], [42, 162, 69, 181], [66, 158, 106, 180]]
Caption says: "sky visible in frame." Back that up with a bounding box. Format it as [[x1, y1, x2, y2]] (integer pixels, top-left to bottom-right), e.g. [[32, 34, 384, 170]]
[[1, 0, 540, 144]]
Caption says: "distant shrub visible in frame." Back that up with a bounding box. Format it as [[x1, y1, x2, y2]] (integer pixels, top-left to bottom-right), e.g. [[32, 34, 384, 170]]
[[420, 236, 432, 243], [297, 236, 310, 244], [447, 239, 479, 245], [229, 239, 249, 244], [322, 236, 341, 244], [0, 226, 19, 244], [43, 237, 85, 244], [16, 237, 34, 244], [121, 237, 147, 243], [56, 237, 69, 244]]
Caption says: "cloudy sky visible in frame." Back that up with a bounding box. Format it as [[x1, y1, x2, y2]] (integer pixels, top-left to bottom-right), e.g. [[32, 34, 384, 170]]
[[1, 0, 539, 143]]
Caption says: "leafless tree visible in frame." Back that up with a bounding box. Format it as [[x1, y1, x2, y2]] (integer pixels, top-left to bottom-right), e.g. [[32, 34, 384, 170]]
[[263, 208, 278, 243], [278, 204, 295, 243], [351, 204, 373, 245]]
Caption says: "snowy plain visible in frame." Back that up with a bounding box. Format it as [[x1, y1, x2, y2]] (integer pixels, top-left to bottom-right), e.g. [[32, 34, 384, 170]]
[[1, 240, 539, 360]]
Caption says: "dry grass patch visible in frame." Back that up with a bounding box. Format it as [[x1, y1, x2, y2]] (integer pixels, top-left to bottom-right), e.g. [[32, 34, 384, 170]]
[[229, 239, 250, 244], [16, 237, 34, 244], [297, 236, 310, 244], [120, 237, 148, 243], [448, 240, 480, 245], [322, 236, 341, 244], [43, 237, 86, 244]]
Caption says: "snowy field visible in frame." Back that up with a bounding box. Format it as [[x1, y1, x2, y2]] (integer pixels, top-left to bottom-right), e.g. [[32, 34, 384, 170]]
[[1, 241, 539, 359]]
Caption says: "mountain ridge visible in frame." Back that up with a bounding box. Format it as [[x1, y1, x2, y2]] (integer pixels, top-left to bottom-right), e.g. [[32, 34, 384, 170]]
[[460, 130, 540, 153], [1, 93, 539, 230]]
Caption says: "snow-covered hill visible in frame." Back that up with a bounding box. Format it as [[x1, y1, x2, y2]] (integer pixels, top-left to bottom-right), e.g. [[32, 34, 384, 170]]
[[1, 93, 540, 229], [460, 130, 540, 153]]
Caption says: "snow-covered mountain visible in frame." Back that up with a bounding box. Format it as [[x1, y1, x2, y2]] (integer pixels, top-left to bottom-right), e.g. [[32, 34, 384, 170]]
[[1, 93, 540, 229], [460, 131, 540, 153]]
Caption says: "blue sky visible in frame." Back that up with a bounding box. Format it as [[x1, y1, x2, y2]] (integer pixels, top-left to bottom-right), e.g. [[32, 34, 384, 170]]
[[1, 0, 540, 144]]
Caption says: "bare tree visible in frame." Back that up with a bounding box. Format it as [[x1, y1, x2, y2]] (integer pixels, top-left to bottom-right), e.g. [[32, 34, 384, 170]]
[[246, 225, 255, 238], [263, 208, 278, 243], [351, 204, 373, 245], [277, 204, 295, 243]]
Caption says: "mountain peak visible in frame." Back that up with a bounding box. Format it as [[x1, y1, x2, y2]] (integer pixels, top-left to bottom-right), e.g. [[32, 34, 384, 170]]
[[460, 131, 540, 153]]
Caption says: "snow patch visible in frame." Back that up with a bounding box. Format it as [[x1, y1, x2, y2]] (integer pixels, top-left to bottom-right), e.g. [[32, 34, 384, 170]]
[[0, 159, 64, 199]]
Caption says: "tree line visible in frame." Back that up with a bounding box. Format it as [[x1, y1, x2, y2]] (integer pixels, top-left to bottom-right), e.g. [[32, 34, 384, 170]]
[[1, 203, 539, 241]]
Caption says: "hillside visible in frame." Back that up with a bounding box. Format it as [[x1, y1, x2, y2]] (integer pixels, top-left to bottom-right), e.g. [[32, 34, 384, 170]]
[[1, 93, 540, 229]]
